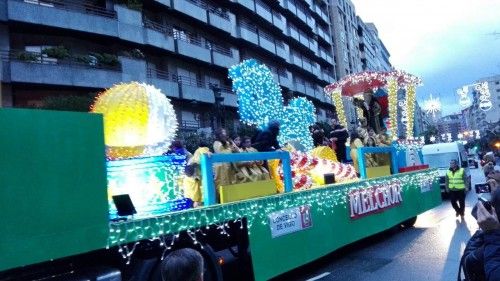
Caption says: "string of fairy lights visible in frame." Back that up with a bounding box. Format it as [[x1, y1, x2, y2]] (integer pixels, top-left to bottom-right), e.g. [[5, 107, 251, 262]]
[[108, 169, 439, 264]]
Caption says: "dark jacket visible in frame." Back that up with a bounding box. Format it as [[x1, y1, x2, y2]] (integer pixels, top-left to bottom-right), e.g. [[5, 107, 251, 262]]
[[330, 125, 348, 161], [484, 230, 500, 281], [253, 129, 280, 152], [461, 230, 485, 281]]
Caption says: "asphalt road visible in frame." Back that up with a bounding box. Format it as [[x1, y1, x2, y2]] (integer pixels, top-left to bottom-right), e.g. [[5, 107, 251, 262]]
[[271, 167, 489, 281]]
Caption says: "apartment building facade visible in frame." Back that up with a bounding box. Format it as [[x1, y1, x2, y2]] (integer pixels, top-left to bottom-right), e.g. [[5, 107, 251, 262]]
[[0, 0, 337, 130], [329, 0, 361, 78]]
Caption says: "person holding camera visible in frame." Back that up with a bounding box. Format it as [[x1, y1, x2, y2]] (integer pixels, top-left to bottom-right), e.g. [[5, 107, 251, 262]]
[[460, 171, 500, 280], [476, 192, 500, 281], [446, 159, 468, 219]]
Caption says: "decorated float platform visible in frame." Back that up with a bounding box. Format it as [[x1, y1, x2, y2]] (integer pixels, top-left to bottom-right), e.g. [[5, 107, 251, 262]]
[[0, 60, 441, 281]]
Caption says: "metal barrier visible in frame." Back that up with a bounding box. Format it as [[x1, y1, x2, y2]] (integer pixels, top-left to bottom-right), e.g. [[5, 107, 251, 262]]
[[200, 151, 293, 206], [357, 146, 399, 179]]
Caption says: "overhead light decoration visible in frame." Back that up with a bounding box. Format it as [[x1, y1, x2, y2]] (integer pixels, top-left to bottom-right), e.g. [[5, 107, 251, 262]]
[[229, 59, 316, 150], [475, 82, 492, 111], [457, 86, 472, 108], [423, 94, 441, 117], [91, 82, 178, 160]]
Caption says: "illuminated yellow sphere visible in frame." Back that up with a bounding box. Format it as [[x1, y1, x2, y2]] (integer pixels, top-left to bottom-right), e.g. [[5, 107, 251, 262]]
[[91, 82, 178, 159]]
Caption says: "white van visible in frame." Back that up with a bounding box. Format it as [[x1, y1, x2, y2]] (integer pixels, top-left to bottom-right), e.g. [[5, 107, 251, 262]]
[[422, 142, 471, 194]]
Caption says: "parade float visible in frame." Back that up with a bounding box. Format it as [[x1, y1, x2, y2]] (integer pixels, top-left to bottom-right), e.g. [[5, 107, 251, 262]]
[[0, 63, 441, 281]]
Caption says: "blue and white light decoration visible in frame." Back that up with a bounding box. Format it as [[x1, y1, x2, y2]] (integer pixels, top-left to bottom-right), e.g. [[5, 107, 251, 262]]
[[229, 59, 316, 150]]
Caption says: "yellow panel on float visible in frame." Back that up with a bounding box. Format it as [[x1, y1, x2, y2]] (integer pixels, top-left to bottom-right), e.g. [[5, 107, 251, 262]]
[[219, 180, 277, 203], [366, 165, 391, 179]]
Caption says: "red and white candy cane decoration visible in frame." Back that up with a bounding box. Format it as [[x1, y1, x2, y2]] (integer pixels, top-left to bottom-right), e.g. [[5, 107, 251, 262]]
[[290, 151, 318, 171]]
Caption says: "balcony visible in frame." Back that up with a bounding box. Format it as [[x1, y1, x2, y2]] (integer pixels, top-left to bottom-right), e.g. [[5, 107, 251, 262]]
[[115, 5, 143, 44], [285, 0, 296, 14], [6, 51, 121, 88], [315, 6, 329, 23], [146, 68, 180, 99], [275, 41, 289, 61], [295, 81, 306, 94], [211, 45, 239, 68], [7, 0, 118, 38], [322, 72, 334, 83], [177, 75, 214, 103], [237, 22, 259, 45], [287, 26, 300, 42], [171, 0, 208, 23], [312, 62, 320, 77], [143, 20, 175, 52], [305, 82, 315, 98], [174, 33, 211, 63], [255, 1, 272, 23], [258, 32, 276, 54], [310, 40, 319, 55], [302, 59, 312, 73], [299, 33, 310, 48], [231, 0, 255, 12], [277, 69, 293, 90], [290, 54, 302, 68], [306, 14, 315, 28], [207, 8, 233, 34], [296, 6, 307, 23], [220, 86, 238, 108], [154, 0, 171, 8], [272, 11, 286, 32]]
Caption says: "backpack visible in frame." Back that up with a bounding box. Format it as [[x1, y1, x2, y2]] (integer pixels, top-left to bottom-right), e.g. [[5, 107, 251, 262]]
[[458, 230, 486, 281]]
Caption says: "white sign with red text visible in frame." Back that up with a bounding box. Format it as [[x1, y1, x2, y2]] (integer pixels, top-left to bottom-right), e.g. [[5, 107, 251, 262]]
[[348, 181, 403, 219], [269, 205, 312, 238]]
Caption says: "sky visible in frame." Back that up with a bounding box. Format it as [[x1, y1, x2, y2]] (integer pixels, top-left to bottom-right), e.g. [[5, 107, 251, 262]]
[[351, 0, 500, 115]]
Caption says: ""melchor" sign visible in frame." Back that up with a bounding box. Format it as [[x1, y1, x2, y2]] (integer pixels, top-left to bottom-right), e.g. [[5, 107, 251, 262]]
[[348, 180, 403, 219]]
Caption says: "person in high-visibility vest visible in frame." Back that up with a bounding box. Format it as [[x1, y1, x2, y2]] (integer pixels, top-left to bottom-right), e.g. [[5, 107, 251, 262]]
[[446, 159, 468, 219]]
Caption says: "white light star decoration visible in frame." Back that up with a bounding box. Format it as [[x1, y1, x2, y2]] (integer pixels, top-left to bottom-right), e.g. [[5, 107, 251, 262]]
[[430, 136, 436, 143], [423, 94, 441, 117]]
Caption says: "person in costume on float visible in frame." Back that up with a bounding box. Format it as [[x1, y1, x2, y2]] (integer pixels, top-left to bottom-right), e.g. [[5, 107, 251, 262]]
[[232, 135, 242, 149], [354, 92, 382, 134], [311, 130, 338, 162], [253, 120, 281, 152], [167, 140, 192, 158], [364, 136, 379, 167], [182, 142, 211, 207], [329, 118, 349, 163], [233, 136, 270, 183], [350, 131, 364, 175], [213, 129, 239, 197]]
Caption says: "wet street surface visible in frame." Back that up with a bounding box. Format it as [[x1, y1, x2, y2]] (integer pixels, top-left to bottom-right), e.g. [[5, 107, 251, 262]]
[[272, 168, 488, 281]]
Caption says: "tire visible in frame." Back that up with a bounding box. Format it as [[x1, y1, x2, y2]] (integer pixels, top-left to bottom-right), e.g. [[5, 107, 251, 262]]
[[401, 216, 417, 228]]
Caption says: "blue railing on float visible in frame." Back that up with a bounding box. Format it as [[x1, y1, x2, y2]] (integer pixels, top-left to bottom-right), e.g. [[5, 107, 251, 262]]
[[357, 146, 399, 179], [200, 151, 293, 206]]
